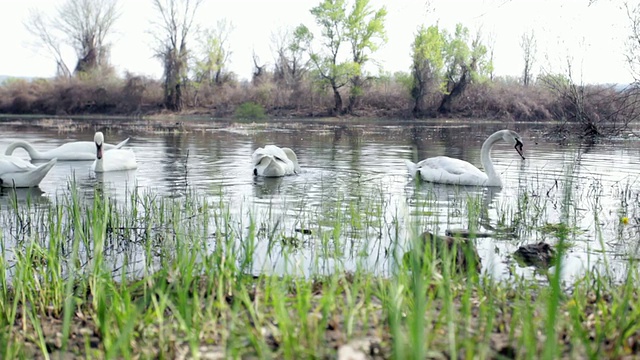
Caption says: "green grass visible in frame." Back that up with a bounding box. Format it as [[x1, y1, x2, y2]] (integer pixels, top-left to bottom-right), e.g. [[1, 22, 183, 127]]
[[0, 172, 640, 359]]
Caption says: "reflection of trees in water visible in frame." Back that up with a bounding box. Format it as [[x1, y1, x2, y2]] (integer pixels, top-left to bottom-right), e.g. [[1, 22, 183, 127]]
[[163, 133, 189, 194], [332, 125, 362, 166], [408, 126, 469, 162]]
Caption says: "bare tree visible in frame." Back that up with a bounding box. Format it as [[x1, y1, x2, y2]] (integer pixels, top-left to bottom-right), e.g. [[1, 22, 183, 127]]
[[626, 1, 640, 82], [24, 10, 71, 78], [520, 29, 537, 86], [486, 31, 496, 81], [271, 25, 312, 110], [151, 0, 203, 111], [271, 25, 311, 86], [252, 51, 266, 85], [25, 0, 119, 77], [540, 58, 636, 138]]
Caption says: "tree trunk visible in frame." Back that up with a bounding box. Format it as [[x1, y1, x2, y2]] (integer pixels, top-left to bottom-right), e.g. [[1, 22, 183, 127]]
[[438, 68, 470, 114], [331, 82, 343, 115], [174, 83, 183, 111], [164, 76, 183, 111], [75, 47, 98, 74], [347, 75, 362, 114], [412, 78, 425, 117]]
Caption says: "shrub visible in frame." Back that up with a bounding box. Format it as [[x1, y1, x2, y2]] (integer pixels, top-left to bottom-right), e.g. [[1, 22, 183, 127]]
[[234, 101, 267, 120]]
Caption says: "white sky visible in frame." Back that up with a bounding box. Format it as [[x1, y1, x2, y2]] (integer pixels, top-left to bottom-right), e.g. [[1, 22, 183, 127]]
[[0, 0, 635, 84]]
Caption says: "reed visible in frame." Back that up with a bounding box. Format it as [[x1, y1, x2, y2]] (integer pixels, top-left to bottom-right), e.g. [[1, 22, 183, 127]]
[[0, 172, 639, 358]]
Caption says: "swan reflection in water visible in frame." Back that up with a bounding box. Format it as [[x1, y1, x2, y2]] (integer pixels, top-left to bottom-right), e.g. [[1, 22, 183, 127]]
[[405, 181, 501, 234], [253, 176, 284, 197], [0, 186, 50, 206], [91, 170, 139, 203]]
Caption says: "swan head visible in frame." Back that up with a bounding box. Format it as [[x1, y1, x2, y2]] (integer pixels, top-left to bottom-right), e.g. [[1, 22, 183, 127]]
[[254, 155, 286, 177], [94, 131, 105, 159], [502, 130, 525, 160]]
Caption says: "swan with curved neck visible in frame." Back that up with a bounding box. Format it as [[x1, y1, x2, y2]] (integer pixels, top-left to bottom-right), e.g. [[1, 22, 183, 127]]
[[4, 137, 130, 161], [92, 132, 137, 172], [405, 129, 525, 187], [252, 145, 301, 177], [0, 156, 57, 188]]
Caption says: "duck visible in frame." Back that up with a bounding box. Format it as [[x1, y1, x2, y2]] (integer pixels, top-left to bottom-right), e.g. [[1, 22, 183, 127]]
[[91, 132, 137, 172], [4, 137, 130, 161], [513, 241, 556, 269], [402, 231, 482, 273], [252, 145, 301, 177], [0, 156, 57, 188], [405, 129, 525, 187]]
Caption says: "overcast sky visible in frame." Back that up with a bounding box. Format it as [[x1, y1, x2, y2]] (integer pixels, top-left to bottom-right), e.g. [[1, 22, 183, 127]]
[[0, 0, 634, 84]]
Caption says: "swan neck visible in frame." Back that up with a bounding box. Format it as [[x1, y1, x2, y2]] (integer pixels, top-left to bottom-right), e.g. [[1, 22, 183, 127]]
[[480, 132, 502, 185], [6, 141, 39, 158]]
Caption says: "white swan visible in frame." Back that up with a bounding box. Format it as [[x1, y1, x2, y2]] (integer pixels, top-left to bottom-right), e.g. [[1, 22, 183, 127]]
[[405, 129, 525, 187], [4, 137, 130, 161], [0, 156, 57, 188], [252, 145, 301, 177], [91, 132, 138, 172]]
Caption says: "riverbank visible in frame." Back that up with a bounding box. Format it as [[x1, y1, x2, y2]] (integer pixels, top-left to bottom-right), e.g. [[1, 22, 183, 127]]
[[9, 269, 640, 359]]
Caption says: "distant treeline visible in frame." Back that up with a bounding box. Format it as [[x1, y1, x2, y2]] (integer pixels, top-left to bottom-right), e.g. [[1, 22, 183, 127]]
[[7, 0, 640, 137], [0, 72, 636, 137]]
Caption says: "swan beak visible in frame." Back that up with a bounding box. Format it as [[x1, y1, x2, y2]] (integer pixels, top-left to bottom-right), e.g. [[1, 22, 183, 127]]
[[96, 143, 103, 159], [514, 140, 525, 160]]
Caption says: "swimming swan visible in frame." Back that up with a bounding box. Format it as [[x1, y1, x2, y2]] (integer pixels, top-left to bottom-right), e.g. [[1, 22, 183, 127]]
[[4, 138, 130, 161], [405, 129, 525, 187], [0, 156, 57, 188], [252, 145, 301, 177], [92, 132, 138, 172]]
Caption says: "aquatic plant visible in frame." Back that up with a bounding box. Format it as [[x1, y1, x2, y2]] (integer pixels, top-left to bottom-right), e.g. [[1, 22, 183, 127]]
[[0, 170, 639, 358]]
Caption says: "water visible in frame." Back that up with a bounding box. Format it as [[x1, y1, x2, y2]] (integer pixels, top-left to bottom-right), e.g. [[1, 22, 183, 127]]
[[2, 118, 640, 282]]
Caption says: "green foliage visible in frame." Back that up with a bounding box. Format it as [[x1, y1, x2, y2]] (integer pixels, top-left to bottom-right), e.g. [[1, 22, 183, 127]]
[[290, 24, 313, 54], [345, 0, 387, 65], [411, 25, 447, 93], [409, 22, 492, 113], [440, 23, 491, 91], [234, 102, 266, 120], [394, 71, 413, 92], [308, 0, 387, 112], [309, 0, 351, 85], [2, 78, 30, 87], [537, 72, 572, 90]]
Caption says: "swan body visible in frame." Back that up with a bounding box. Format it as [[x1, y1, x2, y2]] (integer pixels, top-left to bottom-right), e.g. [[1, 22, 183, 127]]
[[252, 145, 301, 177], [4, 138, 130, 161], [91, 132, 138, 172], [0, 156, 57, 188], [405, 129, 525, 187]]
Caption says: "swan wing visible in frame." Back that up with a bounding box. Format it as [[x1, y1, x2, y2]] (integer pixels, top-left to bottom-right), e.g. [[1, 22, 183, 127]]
[[252, 145, 296, 176], [252, 145, 289, 163], [416, 156, 488, 185], [0, 156, 37, 172], [45, 141, 97, 160], [93, 149, 138, 172], [107, 138, 130, 150], [33, 139, 128, 161], [0, 157, 56, 188]]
